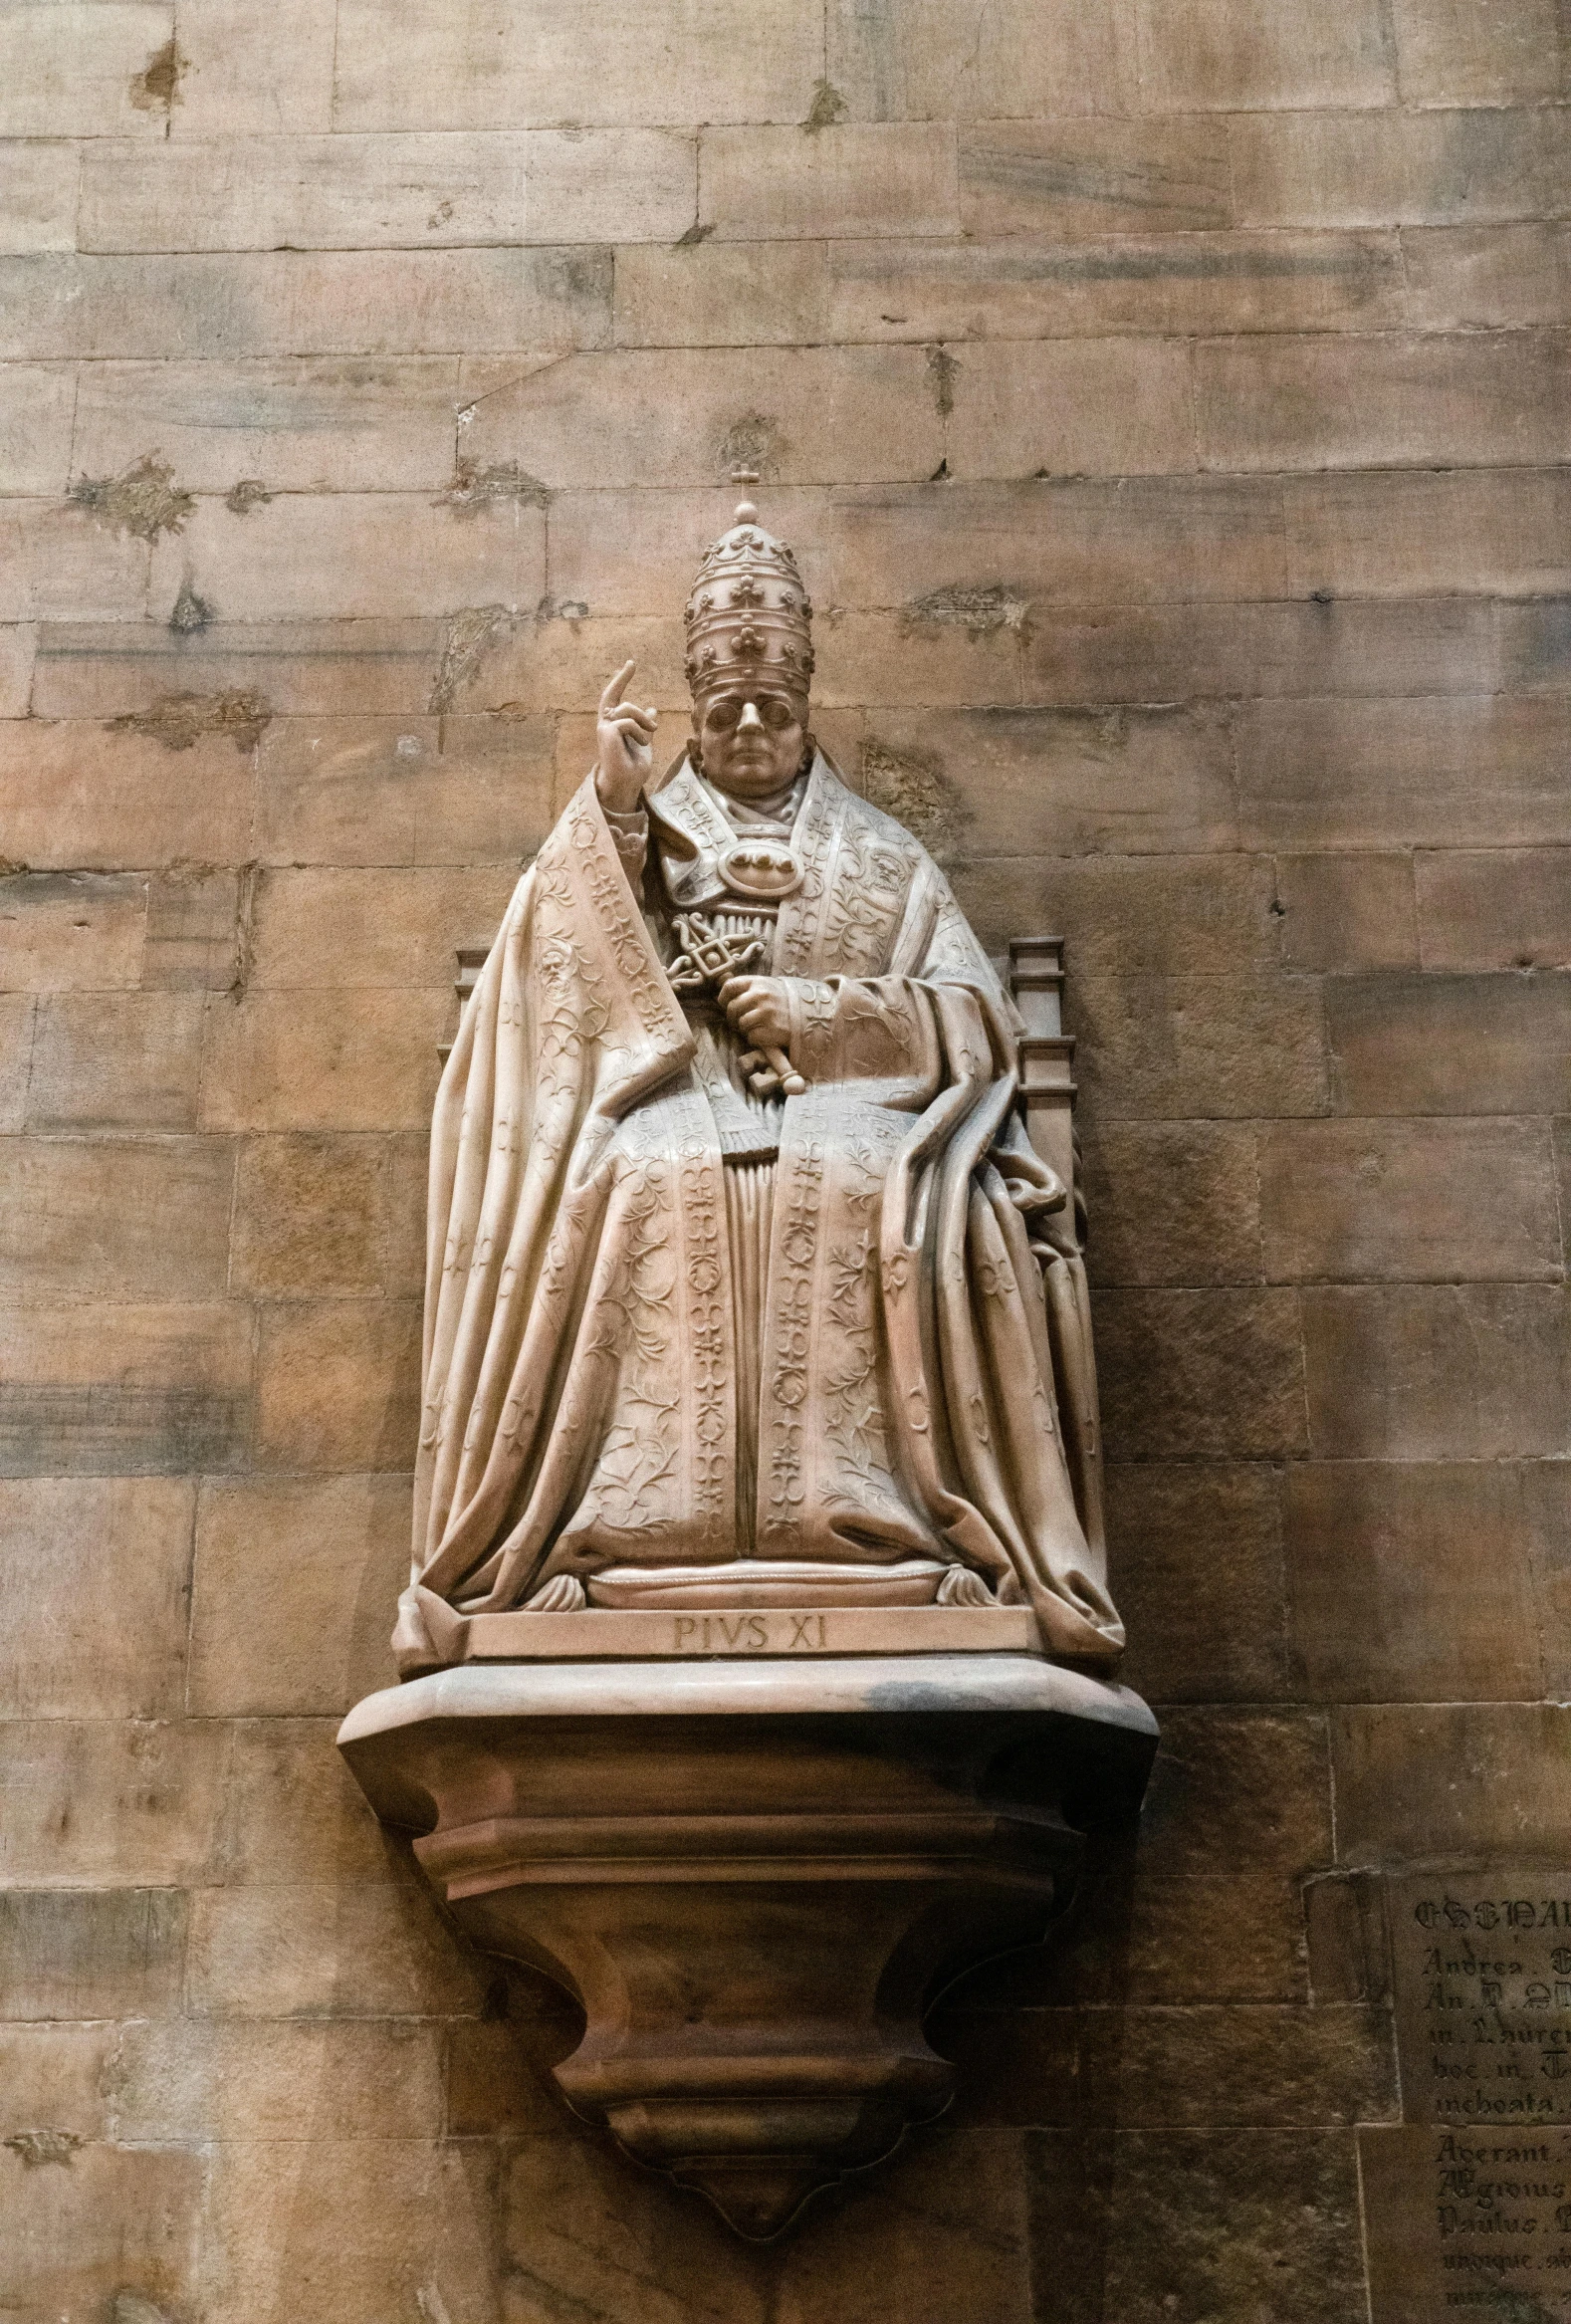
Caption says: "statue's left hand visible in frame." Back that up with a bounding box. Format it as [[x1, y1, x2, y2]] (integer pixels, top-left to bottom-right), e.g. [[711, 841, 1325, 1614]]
[[719, 976, 791, 1053]]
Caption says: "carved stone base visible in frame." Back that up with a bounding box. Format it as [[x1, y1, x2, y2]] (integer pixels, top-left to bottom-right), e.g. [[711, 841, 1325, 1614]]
[[399, 1578, 1037, 1667], [338, 1657, 1157, 2237]]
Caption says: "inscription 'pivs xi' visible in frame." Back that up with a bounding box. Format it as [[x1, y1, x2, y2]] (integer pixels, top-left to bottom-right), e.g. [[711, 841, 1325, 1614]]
[[672, 1613, 830, 1653]]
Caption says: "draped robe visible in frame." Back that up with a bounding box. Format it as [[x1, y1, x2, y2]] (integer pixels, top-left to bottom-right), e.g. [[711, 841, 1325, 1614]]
[[398, 755, 1125, 1670]]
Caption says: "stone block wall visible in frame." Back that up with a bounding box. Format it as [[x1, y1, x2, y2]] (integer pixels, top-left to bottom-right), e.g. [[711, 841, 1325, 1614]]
[[2, 1, 1568, 2316]]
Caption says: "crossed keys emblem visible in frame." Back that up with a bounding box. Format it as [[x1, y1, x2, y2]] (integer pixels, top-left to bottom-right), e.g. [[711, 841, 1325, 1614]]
[[666, 912, 807, 1099]]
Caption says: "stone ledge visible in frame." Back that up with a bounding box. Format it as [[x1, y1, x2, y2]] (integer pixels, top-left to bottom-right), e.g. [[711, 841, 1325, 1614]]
[[339, 1652, 1159, 1738], [410, 1600, 1038, 1664]]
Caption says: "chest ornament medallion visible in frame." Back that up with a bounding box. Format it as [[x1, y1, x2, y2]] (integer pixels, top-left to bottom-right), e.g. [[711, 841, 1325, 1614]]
[[719, 839, 803, 901]]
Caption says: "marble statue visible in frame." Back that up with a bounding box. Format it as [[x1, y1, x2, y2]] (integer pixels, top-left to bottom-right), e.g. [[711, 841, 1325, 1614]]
[[393, 502, 1125, 1674], [346, 502, 1155, 2233]]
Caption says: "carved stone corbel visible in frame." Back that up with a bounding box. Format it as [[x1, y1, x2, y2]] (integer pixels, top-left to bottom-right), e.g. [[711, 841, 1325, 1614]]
[[339, 1656, 1156, 2237]]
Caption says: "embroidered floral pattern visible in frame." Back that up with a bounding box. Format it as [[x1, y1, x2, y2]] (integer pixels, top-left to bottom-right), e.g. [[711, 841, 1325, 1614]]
[[764, 1134, 823, 1543], [819, 1136, 909, 1516], [775, 782, 837, 975], [679, 1132, 728, 1522], [583, 1165, 679, 1526], [821, 821, 916, 979], [567, 795, 675, 1036]]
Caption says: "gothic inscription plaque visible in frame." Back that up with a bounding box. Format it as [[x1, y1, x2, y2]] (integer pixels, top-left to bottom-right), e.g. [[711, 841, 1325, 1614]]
[[1364, 1868, 1571, 2321]]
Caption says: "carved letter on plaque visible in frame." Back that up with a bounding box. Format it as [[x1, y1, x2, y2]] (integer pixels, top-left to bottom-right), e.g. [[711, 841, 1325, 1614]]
[[339, 502, 1157, 2235]]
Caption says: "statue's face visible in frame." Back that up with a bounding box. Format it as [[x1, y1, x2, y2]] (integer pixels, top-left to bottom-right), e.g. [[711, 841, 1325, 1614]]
[[693, 681, 808, 799]]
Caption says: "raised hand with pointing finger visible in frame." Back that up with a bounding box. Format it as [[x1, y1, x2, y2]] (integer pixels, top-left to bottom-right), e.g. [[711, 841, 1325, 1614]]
[[593, 660, 659, 815]]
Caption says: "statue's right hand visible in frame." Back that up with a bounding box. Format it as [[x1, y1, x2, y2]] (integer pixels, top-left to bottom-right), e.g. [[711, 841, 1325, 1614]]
[[593, 660, 659, 815]]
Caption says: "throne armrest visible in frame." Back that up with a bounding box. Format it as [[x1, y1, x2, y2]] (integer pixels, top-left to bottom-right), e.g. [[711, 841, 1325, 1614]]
[[438, 942, 496, 1064], [1009, 937, 1077, 1226]]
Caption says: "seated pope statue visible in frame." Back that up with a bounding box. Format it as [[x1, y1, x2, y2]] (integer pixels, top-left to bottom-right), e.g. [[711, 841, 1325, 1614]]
[[394, 502, 1125, 1672]]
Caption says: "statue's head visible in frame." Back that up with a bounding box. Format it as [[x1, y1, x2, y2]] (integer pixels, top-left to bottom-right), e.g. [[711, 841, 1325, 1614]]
[[684, 502, 814, 799]]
